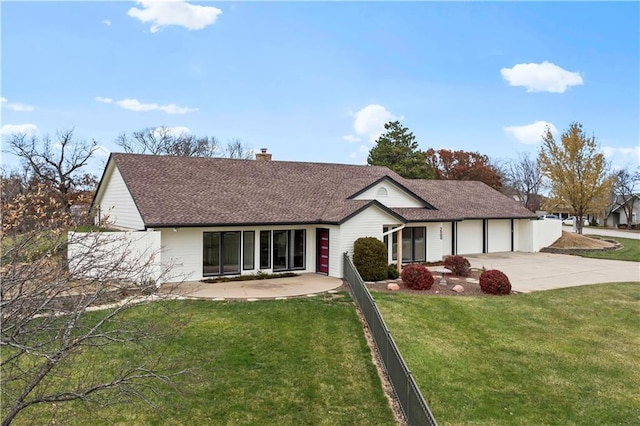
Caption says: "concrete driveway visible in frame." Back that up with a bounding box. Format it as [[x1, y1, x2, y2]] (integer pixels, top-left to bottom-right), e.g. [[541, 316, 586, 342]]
[[466, 252, 640, 293]]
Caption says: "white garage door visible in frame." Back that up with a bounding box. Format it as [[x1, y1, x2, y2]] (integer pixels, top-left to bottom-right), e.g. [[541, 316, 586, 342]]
[[487, 219, 511, 252], [456, 220, 483, 254]]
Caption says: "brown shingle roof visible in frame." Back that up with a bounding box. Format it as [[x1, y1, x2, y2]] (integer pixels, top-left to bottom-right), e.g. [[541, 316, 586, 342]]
[[105, 153, 535, 227]]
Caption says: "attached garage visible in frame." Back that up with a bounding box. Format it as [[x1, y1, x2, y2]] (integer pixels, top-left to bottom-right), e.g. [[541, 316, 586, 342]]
[[456, 220, 483, 255], [487, 219, 512, 253]]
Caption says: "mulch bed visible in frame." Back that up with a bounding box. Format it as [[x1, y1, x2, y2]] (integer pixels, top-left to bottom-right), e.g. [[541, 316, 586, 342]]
[[340, 269, 515, 297]]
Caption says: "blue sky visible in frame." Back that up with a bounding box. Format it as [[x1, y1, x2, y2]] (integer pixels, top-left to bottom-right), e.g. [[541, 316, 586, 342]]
[[2, 1, 639, 176]]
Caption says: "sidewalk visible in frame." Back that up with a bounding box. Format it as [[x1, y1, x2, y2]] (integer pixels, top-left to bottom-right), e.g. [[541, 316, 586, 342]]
[[159, 273, 343, 300]]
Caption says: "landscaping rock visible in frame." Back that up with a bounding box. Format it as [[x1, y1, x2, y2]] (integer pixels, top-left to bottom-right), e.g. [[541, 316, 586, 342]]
[[387, 283, 400, 291], [452, 284, 465, 293]]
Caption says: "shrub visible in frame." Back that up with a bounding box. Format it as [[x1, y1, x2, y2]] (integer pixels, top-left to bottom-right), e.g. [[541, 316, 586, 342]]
[[443, 255, 471, 277], [353, 237, 388, 281], [387, 264, 399, 280], [479, 269, 512, 295], [401, 264, 434, 290]]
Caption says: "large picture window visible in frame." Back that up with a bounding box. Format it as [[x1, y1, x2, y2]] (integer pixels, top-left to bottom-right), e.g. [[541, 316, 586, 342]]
[[273, 229, 306, 271], [203, 231, 241, 276], [384, 226, 425, 263]]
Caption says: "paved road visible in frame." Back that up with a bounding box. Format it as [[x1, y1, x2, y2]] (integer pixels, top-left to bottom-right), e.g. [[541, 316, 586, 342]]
[[565, 226, 640, 240], [466, 252, 640, 293]]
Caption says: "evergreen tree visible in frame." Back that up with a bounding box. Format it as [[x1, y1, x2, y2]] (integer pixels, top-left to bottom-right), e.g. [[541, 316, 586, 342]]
[[367, 121, 434, 179]]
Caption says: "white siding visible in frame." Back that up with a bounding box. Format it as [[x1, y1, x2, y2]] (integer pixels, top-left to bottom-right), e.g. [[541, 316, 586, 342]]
[[425, 223, 443, 262], [327, 225, 342, 278], [352, 180, 424, 208], [442, 222, 453, 257], [68, 231, 162, 284], [97, 165, 145, 230], [340, 205, 402, 257], [487, 219, 511, 252], [457, 220, 483, 255]]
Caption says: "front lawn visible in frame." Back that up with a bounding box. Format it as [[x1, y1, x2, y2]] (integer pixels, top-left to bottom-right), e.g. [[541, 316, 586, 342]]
[[7, 296, 395, 425], [375, 283, 640, 425], [576, 236, 640, 262]]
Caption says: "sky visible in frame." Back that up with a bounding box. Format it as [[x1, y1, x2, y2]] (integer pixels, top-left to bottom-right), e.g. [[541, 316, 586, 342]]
[[1, 0, 639, 176]]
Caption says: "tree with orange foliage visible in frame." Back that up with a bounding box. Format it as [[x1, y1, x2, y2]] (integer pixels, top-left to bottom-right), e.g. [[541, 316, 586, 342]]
[[424, 148, 502, 190]]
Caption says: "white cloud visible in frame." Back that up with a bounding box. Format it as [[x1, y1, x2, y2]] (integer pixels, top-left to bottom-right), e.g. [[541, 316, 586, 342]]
[[343, 104, 403, 145], [0, 97, 35, 112], [501, 61, 583, 93], [95, 96, 113, 103], [102, 19, 111, 27], [602, 146, 640, 165], [0, 123, 39, 135], [503, 121, 557, 144], [342, 134, 361, 143], [154, 126, 191, 138], [127, 0, 222, 33], [115, 98, 198, 114]]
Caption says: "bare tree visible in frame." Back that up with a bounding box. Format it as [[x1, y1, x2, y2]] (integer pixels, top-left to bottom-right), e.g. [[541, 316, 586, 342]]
[[116, 126, 220, 157], [610, 167, 640, 226], [225, 138, 254, 159], [6, 129, 98, 212], [1, 188, 185, 425], [502, 153, 544, 211], [116, 127, 253, 159]]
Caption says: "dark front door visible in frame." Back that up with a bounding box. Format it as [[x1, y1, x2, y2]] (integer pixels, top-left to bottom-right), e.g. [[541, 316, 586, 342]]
[[316, 229, 329, 275]]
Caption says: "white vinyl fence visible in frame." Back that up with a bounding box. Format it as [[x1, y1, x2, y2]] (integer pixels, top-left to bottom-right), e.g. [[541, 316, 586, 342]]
[[67, 231, 162, 286], [517, 220, 562, 252]]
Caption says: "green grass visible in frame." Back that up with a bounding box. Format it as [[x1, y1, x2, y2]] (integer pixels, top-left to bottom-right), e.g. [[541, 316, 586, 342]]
[[576, 236, 640, 262], [374, 283, 640, 425], [8, 295, 395, 425]]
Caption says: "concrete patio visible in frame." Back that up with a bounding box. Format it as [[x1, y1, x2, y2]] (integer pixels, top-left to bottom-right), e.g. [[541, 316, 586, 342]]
[[159, 273, 343, 300]]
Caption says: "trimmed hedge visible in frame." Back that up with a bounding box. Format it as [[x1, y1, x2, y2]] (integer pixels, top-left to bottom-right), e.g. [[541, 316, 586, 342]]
[[443, 255, 471, 277], [353, 237, 388, 281], [401, 264, 434, 290], [479, 269, 512, 295]]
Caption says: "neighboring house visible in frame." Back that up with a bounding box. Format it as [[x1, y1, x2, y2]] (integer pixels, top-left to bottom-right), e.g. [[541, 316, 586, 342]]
[[604, 194, 640, 228], [500, 186, 543, 212], [90, 152, 553, 283]]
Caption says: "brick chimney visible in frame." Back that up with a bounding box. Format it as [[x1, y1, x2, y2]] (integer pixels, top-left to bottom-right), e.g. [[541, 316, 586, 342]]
[[255, 148, 272, 161]]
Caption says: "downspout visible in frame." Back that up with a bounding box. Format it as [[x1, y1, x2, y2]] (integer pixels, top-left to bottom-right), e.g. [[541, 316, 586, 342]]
[[382, 224, 405, 275]]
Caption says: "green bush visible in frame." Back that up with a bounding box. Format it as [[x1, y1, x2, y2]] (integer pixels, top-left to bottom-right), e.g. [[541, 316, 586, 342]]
[[353, 237, 388, 281], [387, 264, 399, 280]]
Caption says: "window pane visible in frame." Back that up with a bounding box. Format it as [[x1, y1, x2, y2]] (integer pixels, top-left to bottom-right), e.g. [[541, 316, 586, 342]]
[[392, 231, 397, 261], [203, 232, 220, 276], [260, 231, 271, 269], [292, 230, 305, 269], [243, 231, 255, 270], [402, 228, 412, 262], [222, 232, 240, 274], [273, 230, 288, 271], [413, 227, 426, 262]]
